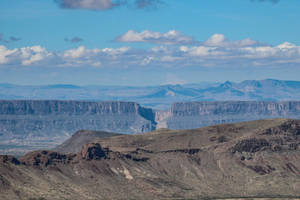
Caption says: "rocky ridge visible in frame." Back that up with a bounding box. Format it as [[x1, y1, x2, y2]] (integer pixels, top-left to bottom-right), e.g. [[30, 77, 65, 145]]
[[1, 119, 300, 199]]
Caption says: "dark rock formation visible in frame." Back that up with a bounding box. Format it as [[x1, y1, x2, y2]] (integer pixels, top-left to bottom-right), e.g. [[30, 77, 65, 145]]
[[80, 143, 107, 160], [261, 120, 300, 136], [0, 155, 20, 165], [231, 120, 300, 155], [20, 150, 75, 166], [246, 165, 276, 175], [231, 138, 270, 153]]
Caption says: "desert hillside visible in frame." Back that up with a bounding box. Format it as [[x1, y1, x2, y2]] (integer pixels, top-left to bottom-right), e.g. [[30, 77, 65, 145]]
[[1, 119, 300, 200]]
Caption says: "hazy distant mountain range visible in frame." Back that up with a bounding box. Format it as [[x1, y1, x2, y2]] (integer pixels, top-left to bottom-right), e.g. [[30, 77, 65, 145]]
[[1, 79, 300, 109]]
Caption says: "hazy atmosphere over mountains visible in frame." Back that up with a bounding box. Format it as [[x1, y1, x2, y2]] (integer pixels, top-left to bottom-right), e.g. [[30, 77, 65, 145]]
[[1, 79, 300, 109]]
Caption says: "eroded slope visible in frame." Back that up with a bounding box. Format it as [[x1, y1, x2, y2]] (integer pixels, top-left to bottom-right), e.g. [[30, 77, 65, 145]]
[[1, 119, 300, 200]]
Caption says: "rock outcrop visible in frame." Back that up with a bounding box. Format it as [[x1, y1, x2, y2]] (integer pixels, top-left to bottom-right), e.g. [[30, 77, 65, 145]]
[[19, 150, 75, 166], [80, 143, 107, 160], [0, 155, 20, 165]]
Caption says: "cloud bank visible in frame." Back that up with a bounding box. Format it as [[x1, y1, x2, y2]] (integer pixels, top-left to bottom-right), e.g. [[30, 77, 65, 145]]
[[1, 32, 300, 68], [115, 31, 260, 47]]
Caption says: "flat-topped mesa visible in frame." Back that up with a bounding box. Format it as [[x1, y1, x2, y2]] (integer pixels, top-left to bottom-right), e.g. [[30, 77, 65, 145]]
[[0, 100, 152, 116], [170, 101, 300, 116], [166, 101, 300, 129], [0, 100, 156, 152]]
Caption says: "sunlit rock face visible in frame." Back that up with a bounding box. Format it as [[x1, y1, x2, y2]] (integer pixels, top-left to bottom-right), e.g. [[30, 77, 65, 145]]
[[165, 101, 300, 129]]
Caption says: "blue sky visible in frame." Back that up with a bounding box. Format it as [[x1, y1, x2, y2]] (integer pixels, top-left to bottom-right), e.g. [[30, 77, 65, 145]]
[[1, 0, 300, 86]]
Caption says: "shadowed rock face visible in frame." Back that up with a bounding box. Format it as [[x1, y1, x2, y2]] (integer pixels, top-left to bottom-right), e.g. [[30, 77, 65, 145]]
[[0, 100, 156, 155], [262, 120, 300, 136], [0, 155, 20, 165], [19, 150, 75, 167], [1, 119, 300, 200], [80, 143, 106, 160], [231, 138, 271, 153]]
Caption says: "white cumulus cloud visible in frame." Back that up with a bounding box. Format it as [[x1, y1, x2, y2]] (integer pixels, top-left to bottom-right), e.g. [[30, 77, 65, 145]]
[[0, 45, 18, 64], [0, 45, 53, 66], [115, 30, 195, 45], [204, 33, 259, 47], [20, 46, 53, 66]]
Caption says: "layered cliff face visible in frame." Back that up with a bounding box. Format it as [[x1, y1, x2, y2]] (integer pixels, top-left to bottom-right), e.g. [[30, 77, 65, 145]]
[[0, 100, 156, 155], [165, 101, 300, 130], [2, 100, 300, 155]]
